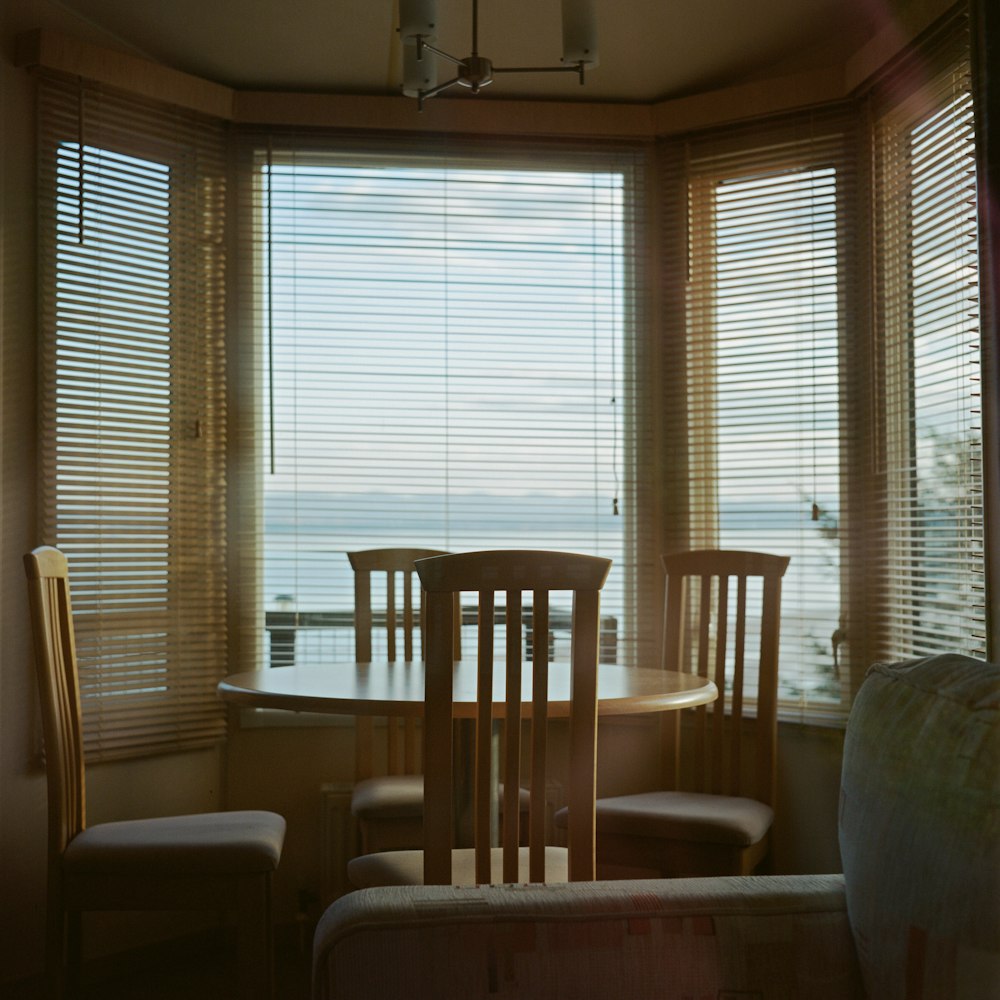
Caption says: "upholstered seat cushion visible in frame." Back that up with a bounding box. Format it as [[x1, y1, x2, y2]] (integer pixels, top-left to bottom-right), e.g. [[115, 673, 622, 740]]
[[348, 845, 570, 888], [580, 791, 773, 847], [63, 810, 286, 876], [351, 776, 529, 821], [351, 774, 424, 819]]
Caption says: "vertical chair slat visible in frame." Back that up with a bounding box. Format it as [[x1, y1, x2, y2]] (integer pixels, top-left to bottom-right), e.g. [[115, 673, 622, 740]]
[[423, 587, 455, 886], [711, 574, 729, 795], [352, 566, 375, 780], [503, 592, 523, 884], [385, 573, 397, 662], [694, 574, 712, 790], [474, 591, 495, 887], [660, 572, 686, 790], [566, 587, 600, 883], [528, 589, 549, 883], [403, 570, 415, 662], [729, 574, 748, 796], [354, 569, 373, 662], [384, 567, 401, 779], [756, 571, 783, 807]]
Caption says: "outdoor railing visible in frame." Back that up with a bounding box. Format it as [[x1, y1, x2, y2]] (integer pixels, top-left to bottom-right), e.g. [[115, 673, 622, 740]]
[[264, 608, 618, 669]]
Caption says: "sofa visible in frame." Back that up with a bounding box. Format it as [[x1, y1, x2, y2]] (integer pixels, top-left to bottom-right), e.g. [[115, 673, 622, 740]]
[[312, 653, 1000, 999]]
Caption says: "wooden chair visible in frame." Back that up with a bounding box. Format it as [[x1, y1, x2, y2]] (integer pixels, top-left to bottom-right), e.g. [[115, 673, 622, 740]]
[[24, 546, 286, 999], [347, 549, 611, 887], [347, 548, 458, 853], [567, 549, 789, 879]]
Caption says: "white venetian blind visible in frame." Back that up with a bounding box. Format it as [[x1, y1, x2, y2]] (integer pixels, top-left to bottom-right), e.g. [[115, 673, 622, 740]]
[[870, 14, 985, 658], [682, 108, 858, 718], [231, 133, 648, 672], [36, 74, 230, 759]]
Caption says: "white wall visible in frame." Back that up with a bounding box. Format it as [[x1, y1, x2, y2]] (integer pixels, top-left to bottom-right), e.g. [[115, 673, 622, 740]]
[[1, 4, 46, 986], [0, 2, 232, 987]]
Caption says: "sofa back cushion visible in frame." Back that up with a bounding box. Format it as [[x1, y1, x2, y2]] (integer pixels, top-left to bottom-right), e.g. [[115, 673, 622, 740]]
[[839, 654, 1000, 999]]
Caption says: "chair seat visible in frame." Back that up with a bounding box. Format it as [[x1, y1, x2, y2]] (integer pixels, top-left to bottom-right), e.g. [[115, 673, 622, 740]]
[[63, 810, 286, 876], [348, 846, 570, 888], [352, 777, 530, 821], [497, 783, 531, 811], [351, 774, 424, 820], [561, 791, 773, 848]]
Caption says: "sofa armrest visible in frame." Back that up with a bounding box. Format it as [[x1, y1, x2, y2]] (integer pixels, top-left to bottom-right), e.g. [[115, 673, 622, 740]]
[[313, 874, 863, 999]]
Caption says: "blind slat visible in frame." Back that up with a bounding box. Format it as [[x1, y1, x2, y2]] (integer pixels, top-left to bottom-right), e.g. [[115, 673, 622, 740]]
[[37, 72, 230, 761], [683, 108, 857, 717]]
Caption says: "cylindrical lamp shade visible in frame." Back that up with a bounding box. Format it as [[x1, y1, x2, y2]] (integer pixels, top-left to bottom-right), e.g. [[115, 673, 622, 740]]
[[402, 46, 437, 97], [561, 0, 598, 67], [399, 0, 437, 43]]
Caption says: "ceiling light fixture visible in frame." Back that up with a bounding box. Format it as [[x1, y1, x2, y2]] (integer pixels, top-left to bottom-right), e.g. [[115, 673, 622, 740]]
[[399, 0, 598, 110]]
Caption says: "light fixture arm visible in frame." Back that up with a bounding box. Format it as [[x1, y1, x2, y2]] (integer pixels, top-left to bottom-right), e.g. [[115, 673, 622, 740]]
[[493, 63, 587, 83], [400, 0, 597, 110], [415, 72, 462, 111], [417, 37, 466, 70]]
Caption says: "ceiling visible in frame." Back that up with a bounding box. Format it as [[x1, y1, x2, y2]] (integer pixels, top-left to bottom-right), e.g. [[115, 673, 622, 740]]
[[54, 0, 907, 103]]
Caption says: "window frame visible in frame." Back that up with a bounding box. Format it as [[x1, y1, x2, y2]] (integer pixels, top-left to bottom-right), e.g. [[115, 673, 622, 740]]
[[670, 108, 861, 722], [867, 40, 986, 663], [229, 132, 657, 682], [36, 73, 230, 761]]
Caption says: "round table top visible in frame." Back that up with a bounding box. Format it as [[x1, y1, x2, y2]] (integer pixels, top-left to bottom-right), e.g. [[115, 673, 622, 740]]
[[218, 661, 717, 719]]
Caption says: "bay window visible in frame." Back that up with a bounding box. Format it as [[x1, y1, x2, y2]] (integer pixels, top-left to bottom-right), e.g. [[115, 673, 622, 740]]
[[33, 5, 991, 759]]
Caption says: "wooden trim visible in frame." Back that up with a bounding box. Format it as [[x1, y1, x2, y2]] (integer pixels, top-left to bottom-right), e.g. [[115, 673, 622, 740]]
[[648, 67, 847, 136], [234, 90, 656, 137], [973, 0, 1000, 659], [844, 0, 959, 94], [16, 29, 234, 120]]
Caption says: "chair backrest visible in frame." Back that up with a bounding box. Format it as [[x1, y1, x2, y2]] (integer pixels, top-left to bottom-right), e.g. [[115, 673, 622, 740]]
[[24, 546, 87, 865], [660, 549, 789, 807], [839, 654, 1000, 999], [347, 548, 459, 779], [416, 549, 611, 886]]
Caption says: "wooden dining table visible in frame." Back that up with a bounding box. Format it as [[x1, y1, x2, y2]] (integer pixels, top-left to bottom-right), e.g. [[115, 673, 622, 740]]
[[218, 660, 718, 843], [217, 659, 718, 719]]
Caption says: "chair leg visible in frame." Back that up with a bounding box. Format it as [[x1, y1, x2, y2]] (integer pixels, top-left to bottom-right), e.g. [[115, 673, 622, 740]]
[[65, 910, 82, 999], [235, 874, 274, 1000], [43, 912, 63, 999], [44, 889, 75, 999]]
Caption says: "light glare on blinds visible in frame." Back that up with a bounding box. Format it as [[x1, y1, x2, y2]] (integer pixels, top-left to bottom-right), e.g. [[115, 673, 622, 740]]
[[873, 40, 984, 658], [37, 75, 229, 760], [683, 109, 858, 717], [234, 136, 646, 671]]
